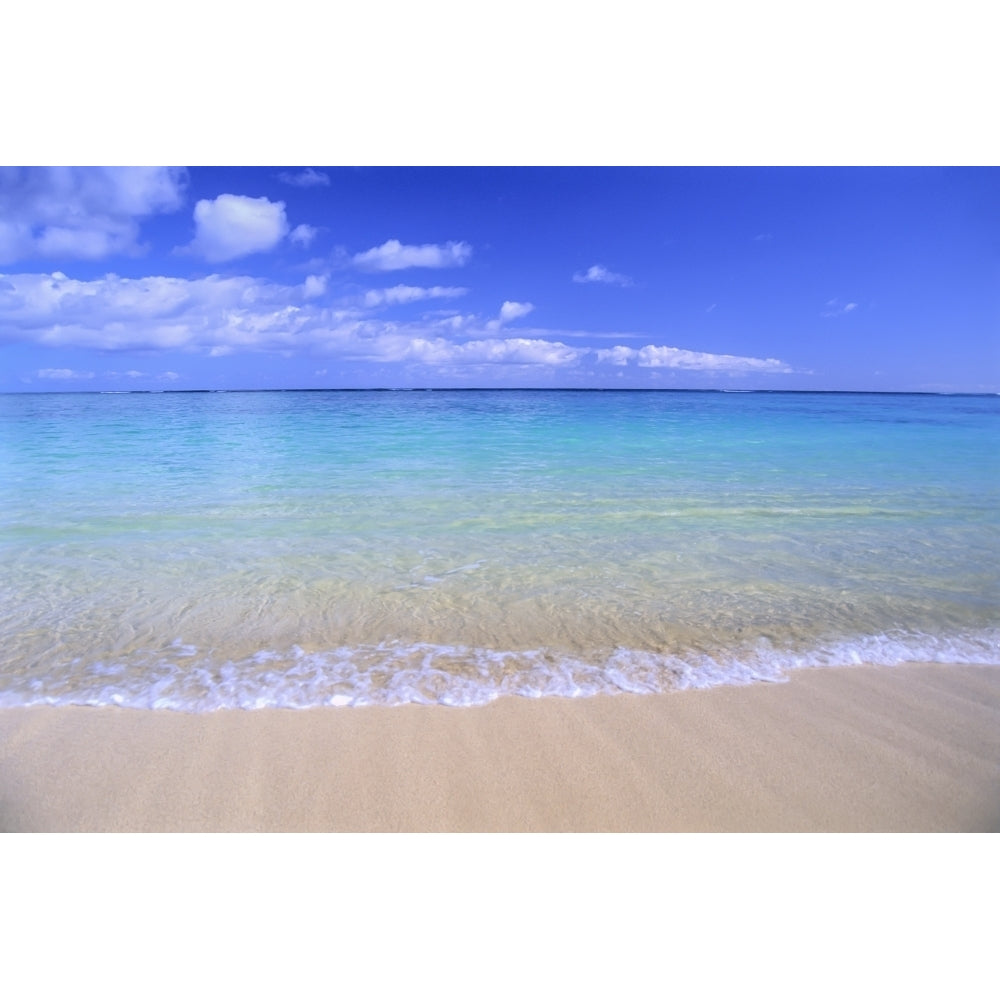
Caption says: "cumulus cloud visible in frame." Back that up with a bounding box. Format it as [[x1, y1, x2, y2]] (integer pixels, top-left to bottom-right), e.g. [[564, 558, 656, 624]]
[[499, 301, 534, 322], [594, 345, 636, 366], [485, 300, 535, 331], [595, 344, 792, 373], [290, 224, 318, 248], [184, 194, 290, 262], [277, 168, 330, 187], [0, 167, 187, 264], [1, 271, 793, 378], [572, 264, 633, 287], [0, 271, 311, 352], [363, 285, 467, 308], [402, 337, 581, 367], [302, 275, 328, 298], [352, 239, 472, 271]]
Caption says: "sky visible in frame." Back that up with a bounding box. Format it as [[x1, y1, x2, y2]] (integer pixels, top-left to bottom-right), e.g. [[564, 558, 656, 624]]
[[1, 166, 996, 394]]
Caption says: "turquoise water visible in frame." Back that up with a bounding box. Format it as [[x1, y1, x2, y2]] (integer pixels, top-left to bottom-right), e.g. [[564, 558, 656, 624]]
[[1, 389, 997, 709]]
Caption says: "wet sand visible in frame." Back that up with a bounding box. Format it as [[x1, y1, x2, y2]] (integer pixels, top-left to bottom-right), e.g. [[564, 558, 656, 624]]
[[1, 663, 998, 832]]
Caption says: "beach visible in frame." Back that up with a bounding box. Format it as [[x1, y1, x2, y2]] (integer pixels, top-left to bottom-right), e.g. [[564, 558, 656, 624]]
[[2, 392, 998, 831], [2, 662, 997, 832]]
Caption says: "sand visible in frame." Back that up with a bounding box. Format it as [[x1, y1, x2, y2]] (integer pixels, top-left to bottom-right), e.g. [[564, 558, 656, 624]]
[[1, 662, 998, 832]]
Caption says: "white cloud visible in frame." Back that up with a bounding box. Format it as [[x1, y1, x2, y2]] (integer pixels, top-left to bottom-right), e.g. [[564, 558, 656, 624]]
[[485, 300, 535, 331], [101, 369, 141, 379], [37, 367, 94, 380], [303, 275, 328, 298], [184, 194, 290, 262], [595, 345, 636, 366], [499, 300, 534, 322], [363, 285, 467, 308], [277, 168, 330, 187], [822, 298, 859, 317], [572, 264, 633, 287], [352, 239, 472, 271], [595, 344, 792, 373], [290, 224, 318, 248], [403, 337, 581, 367], [0, 271, 309, 351], [0, 167, 187, 264], [1, 271, 793, 378]]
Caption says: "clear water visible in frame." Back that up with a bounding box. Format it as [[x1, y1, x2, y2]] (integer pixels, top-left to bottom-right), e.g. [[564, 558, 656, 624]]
[[1, 389, 997, 710]]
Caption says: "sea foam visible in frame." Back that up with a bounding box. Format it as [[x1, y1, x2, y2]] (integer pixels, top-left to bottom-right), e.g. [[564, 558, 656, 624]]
[[0, 630, 996, 712]]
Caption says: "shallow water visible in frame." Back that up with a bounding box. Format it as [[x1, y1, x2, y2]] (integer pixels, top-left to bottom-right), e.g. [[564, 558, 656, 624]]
[[1, 389, 997, 709]]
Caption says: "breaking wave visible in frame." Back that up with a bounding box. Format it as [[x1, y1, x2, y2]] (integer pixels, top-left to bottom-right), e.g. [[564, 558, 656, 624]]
[[1, 628, 997, 712]]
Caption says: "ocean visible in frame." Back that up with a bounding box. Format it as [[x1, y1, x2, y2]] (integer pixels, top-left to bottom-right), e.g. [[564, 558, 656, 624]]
[[1, 389, 997, 710]]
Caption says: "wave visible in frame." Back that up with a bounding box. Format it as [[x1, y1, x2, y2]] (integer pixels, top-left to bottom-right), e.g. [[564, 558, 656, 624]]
[[1, 629, 998, 712]]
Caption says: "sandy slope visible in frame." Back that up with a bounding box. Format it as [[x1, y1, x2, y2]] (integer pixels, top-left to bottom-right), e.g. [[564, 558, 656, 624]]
[[1, 663, 997, 832]]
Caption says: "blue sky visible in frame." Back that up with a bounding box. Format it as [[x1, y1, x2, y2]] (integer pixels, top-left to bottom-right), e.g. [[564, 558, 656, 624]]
[[1, 166, 996, 393]]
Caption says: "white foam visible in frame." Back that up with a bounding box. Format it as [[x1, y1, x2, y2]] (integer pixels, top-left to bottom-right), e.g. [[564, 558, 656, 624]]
[[0, 629, 997, 712]]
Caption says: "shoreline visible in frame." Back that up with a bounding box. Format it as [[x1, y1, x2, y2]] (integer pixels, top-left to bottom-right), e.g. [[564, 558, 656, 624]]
[[2, 662, 998, 832]]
